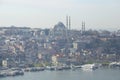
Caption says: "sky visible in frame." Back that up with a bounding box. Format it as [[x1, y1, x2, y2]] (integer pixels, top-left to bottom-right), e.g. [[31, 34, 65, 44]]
[[0, 0, 120, 31]]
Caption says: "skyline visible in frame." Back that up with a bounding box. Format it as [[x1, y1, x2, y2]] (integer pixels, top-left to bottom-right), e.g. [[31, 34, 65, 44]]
[[0, 0, 120, 31]]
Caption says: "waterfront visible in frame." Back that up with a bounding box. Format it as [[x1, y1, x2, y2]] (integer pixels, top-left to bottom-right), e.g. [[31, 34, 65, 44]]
[[0, 68, 120, 80]]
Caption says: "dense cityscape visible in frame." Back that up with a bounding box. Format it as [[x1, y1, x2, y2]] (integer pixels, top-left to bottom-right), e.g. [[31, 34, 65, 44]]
[[0, 0, 120, 79], [0, 20, 120, 78], [0, 21, 120, 68]]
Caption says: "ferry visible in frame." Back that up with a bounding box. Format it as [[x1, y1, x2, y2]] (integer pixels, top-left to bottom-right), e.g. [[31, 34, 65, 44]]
[[81, 64, 98, 71], [46, 66, 56, 71]]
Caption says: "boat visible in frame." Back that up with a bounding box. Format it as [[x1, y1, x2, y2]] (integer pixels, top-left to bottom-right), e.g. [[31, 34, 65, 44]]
[[6, 68, 24, 76], [46, 66, 56, 71], [0, 71, 6, 77], [109, 62, 120, 68], [81, 64, 98, 71], [70, 64, 81, 70], [62, 65, 71, 70], [55, 66, 63, 71]]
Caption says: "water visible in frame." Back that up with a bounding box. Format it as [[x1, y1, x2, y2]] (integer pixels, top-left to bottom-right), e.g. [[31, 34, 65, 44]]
[[1, 68, 120, 80]]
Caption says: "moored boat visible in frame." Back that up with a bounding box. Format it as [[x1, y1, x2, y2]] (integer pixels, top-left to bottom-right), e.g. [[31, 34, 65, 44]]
[[0, 72, 6, 77], [46, 66, 56, 71], [81, 64, 98, 71]]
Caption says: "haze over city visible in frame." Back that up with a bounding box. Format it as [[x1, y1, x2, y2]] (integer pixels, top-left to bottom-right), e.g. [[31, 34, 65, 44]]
[[0, 0, 120, 31]]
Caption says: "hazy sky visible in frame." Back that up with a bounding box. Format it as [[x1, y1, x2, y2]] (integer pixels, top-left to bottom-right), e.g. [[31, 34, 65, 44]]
[[0, 0, 120, 30]]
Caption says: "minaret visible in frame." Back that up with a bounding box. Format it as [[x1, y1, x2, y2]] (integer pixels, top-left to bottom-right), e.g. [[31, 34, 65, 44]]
[[69, 16, 71, 30], [82, 21, 85, 34], [66, 15, 70, 52], [66, 15, 68, 29]]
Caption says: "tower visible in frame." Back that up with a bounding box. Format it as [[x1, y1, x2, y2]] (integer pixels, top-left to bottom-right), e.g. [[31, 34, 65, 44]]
[[66, 15, 71, 30], [69, 16, 71, 30], [66, 15, 68, 29], [82, 21, 85, 34], [65, 15, 71, 54]]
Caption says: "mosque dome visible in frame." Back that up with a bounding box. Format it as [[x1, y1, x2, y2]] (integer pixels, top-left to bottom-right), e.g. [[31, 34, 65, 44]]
[[54, 22, 66, 30]]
